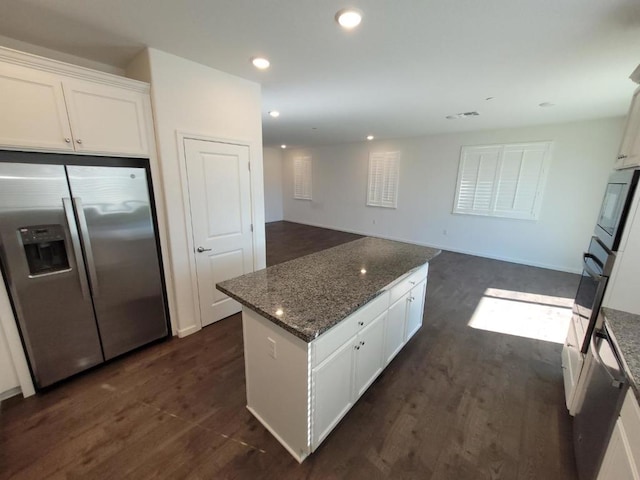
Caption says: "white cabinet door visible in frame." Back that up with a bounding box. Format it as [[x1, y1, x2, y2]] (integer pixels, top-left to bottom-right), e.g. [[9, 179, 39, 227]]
[[0, 63, 74, 152], [312, 339, 355, 449], [353, 312, 386, 398], [598, 419, 640, 480], [405, 279, 427, 341], [63, 80, 149, 156], [384, 293, 408, 365], [616, 89, 640, 170]]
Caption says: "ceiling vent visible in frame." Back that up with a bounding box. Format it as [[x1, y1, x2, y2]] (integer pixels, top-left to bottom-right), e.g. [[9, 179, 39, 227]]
[[446, 111, 480, 120]]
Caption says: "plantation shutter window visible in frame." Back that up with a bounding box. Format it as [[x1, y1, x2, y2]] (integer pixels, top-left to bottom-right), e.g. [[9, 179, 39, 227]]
[[367, 151, 400, 208], [453, 142, 552, 220], [294, 156, 312, 200]]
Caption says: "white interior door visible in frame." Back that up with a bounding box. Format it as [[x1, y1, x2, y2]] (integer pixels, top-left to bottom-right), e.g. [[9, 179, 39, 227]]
[[184, 138, 254, 327]]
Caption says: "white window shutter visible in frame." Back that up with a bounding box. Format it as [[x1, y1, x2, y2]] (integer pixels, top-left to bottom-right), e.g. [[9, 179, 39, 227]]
[[455, 146, 501, 214], [294, 156, 312, 200], [367, 151, 400, 208], [454, 142, 551, 220]]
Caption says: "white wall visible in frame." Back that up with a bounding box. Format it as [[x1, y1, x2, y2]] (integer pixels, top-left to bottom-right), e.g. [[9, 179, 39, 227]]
[[0, 320, 19, 397], [604, 177, 640, 315], [0, 34, 124, 75], [263, 147, 284, 222], [127, 48, 265, 338], [282, 117, 625, 273]]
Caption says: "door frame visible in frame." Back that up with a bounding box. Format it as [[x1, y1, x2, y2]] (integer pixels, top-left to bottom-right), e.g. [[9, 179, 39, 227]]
[[176, 131, 257, 332]]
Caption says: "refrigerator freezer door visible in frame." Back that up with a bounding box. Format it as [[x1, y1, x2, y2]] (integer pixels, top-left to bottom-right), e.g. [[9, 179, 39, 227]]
[[66, 165, 167, 359], [0, 162, 103, 388]]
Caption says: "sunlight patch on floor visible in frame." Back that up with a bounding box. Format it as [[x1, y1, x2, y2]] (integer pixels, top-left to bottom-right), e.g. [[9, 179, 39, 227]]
[[468, 288, 573, 343]]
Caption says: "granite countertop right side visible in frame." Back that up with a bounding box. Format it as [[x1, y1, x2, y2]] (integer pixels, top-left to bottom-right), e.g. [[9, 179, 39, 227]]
[[602, 307, 640, 402]]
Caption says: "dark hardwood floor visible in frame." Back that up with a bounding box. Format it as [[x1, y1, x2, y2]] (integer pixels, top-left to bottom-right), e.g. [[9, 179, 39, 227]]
[[1, 222, 579, 479], [265, 221, 363, 266]]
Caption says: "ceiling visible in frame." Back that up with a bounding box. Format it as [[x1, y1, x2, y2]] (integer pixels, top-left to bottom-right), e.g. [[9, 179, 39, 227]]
[[0, 0, 639, 148]]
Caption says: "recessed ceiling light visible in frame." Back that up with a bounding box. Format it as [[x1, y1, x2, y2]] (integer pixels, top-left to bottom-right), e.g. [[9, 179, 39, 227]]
[[251, 57, 270, 69], [269, 111, 280, 118], [539, 102, 556, 108], [281, 144, 287, 149], [366, 135, 374, 140], [335, 8, 363, 29]]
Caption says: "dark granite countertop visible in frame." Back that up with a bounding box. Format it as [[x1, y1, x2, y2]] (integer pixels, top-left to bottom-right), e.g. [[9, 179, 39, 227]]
[[216, 237, 441, 342], [602, 307, 640, 401]]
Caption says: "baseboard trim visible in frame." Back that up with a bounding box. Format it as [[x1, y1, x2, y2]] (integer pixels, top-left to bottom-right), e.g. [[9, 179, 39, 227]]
[[177, 324, 200, 338], [0, 386, 22, 401], [246, 405, 308, 463], [281, 219, 581, 274]]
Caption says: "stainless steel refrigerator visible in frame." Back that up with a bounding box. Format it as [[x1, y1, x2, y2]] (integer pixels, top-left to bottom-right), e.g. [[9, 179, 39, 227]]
[[0, 152, 169, 389]]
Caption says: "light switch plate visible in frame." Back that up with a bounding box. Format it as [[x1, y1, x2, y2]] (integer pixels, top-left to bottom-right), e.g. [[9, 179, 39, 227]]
[[267, 337, 277, 359]]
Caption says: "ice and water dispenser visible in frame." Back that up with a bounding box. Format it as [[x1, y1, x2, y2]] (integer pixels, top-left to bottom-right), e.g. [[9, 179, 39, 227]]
[[19, 225, 70, 276]]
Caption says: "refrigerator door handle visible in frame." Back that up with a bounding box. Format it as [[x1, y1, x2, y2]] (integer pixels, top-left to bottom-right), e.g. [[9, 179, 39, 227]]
[[73, 197, 100, 298], [62, 197, 91, 300]]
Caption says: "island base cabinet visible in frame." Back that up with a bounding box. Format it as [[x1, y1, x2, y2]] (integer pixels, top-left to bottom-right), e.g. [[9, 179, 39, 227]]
[[311, 340, 355, 449], [240, 263, 430, 463], [385, 293, 410, 364], [353, 312, 386, 398], [242, 309, 311, 463], [406, 279, 427, 342]]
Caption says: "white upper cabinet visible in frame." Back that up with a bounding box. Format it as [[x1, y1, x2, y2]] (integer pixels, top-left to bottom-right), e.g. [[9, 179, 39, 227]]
[[616, 88, 640, 170], [0, 48, 151, 157], [0, 62, 74, 152], [63, 80, 148, 156]]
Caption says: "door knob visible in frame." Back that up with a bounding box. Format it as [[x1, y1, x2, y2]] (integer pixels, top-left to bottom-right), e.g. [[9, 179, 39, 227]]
[[196, 246, 212, 253]]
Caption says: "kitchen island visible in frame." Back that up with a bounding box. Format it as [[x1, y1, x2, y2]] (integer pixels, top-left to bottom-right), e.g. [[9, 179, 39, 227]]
[[217, 237, 440, 462]]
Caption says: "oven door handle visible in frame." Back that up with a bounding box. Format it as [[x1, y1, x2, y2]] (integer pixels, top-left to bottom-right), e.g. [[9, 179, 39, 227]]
[[584, 252, 604, 271], [583, 253, 604, 280], [591, 330, 626, 389]]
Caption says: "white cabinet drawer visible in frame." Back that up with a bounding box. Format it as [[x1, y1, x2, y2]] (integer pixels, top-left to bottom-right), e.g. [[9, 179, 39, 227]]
[[389, 263, 428, 304], [312, 290, 389, 367], [620, 390, 640, 469]]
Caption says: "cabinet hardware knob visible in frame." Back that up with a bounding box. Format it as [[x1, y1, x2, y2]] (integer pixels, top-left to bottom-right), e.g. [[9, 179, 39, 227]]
[[361, 341, 365, 346], [358, 321, 364, 326], [409, 281, 416, 285], [355, 345, 360, 350], [64, 138, 71, 143], [76, 139, 83, 144]]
